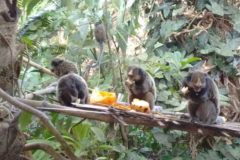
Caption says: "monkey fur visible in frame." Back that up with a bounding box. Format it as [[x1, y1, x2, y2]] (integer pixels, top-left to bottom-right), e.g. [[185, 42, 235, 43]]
[[57, 73, 89, 106], [181, 71, 220, 124], [51, 58, 78, 77], [1, 0, 20, 22], [125, 65, 156, 110], [93, 22, 107, 67]]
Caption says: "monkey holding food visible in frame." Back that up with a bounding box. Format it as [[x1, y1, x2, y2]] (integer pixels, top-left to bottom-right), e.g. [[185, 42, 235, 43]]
[[125, 65, 156, 110], [50, 58, 89, 106], [181, 70, 222, 124]]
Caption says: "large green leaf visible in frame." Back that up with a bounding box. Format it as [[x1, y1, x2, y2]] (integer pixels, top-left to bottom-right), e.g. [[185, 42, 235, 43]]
[[71, 123, 91, 142], [206, 0, 224, 16], [91, 127, 106, 142], [160, 19, 188, 41]]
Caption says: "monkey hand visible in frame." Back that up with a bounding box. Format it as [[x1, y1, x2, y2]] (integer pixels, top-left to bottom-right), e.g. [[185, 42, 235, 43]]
[[180, 87, 189, 97], [181, 87, 189, 93], [125, 79, 134, 87]]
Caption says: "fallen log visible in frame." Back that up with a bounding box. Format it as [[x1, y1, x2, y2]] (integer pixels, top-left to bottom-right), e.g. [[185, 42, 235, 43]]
[[18, 98, 240, 138]]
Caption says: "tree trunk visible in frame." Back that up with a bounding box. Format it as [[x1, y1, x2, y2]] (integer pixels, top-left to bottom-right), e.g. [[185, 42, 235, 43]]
[[0, 0, 26, 159]]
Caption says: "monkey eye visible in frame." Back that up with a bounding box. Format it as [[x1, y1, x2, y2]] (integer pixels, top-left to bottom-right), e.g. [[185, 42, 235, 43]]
[[128, 74, 133, 78]]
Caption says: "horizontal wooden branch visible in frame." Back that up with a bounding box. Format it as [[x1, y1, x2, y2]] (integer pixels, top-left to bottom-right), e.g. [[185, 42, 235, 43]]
[[24, 82, 57, 99], [18, 99, 240, 138], [23, 57, 56, 77]]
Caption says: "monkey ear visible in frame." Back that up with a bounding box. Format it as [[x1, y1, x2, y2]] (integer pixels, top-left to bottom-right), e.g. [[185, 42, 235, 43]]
[[58, 59, 64, 63], [186, 72, 192, 80], [200, 61, 215, 73], [138, 68, 147, 78], [127, 65, 135, 72]]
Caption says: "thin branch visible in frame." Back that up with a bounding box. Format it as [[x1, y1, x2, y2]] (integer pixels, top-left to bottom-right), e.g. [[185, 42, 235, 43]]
[[23, 142, 67, 160], [0, 89, 78, 160], [24, 82, 57, 99], [22, 57, 56, 77]]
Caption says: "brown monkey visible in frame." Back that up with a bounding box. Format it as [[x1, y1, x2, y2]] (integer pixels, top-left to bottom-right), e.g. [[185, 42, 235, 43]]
[[93, 22, 107, 67], [181, 71, 220, 124], [51, 58, 78, 77], [125, 65, 156, 110], [1, 0, 20, 22], [57, 73, 89, 106]]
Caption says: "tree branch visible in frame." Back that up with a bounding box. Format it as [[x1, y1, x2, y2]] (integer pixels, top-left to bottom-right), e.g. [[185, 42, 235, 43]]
[[22, 57, 56, 77], [24, 82, 57, 99], [0, 89, 78, 160], [17, 98, 240, 138], [23, 142, 67, 160]]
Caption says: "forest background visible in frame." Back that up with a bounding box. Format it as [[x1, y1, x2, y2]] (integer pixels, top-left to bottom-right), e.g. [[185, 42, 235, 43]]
[[1, 0, 240, 159]]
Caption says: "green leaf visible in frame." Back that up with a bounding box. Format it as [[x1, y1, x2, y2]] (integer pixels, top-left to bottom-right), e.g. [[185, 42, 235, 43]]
[[78, 19, 90, 41], [125, 151, 147, 160], [231, 14, 240, 32], [113, 0, 125, 10], [91, 127, 106, 142], [196, 0, 208, 10], [19, 111, 33, 131], [172, 6, 185, 17], [206, 0, 224, 16], [166, 101, 188, 112], [72, 123, 91, 141], [85, 0, 95, 6], [82, 40, 97, 49], [137, 53, 148, 61], [126, 0, 136, 9], [154, 42, 164, 49], [160, 19, 188, 41], [115, 24, 128, 53], [152, 129, 172, 148]]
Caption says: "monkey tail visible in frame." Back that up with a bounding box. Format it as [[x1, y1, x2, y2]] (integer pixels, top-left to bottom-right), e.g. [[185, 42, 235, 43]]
[[91, 42, 104, 68], [98, 42, 104, 64]]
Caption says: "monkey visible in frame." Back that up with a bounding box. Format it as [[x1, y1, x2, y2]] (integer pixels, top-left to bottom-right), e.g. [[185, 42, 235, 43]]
[[57, 73, 89, 106], [1, 0, 20, 22], [195, 100, 218, 124], [50, 58, 88, 106], [181, 70, 221, 124], [125, 65, 156, 110], [51, 58, 78, 77], [92, 22, 107, 67]]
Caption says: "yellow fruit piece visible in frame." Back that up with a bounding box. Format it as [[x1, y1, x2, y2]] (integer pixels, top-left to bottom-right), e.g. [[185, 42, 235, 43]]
[[112, 103, 131, 111], [90, 89, 117, 105], [130, 99, 150, 113]]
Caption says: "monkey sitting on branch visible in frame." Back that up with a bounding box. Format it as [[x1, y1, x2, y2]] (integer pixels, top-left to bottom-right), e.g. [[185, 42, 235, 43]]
[[125, 65, 156, 110], [50, 58, 89, 106], [56, 73, 89, 106], [180, 62, 225, 124]]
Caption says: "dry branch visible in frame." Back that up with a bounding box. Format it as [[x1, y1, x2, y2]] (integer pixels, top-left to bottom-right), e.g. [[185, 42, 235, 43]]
[[0, 89, 78, 160], [22, 57, 56, 77], [24, 82, 57, 99], [18, 99, 240, 138], [23, 142, 67, 160]]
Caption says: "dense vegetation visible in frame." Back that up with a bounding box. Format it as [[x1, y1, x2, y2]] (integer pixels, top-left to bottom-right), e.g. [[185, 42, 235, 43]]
[[16, 0, 240, 159]]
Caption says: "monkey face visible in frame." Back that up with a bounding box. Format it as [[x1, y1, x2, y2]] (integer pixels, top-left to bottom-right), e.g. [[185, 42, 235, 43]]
[[125, 66, 146, 87], [187, 71, 207, 93], [50, 58, 63, 74]]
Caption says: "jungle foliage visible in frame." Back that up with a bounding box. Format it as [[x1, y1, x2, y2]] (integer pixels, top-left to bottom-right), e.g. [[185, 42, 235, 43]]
[[17, 0, 240, 159]]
